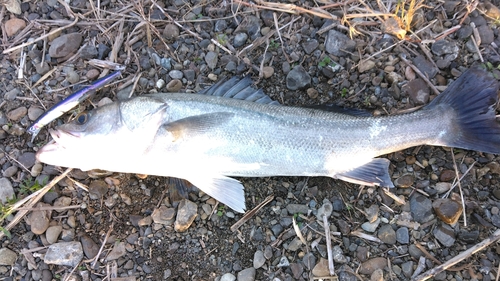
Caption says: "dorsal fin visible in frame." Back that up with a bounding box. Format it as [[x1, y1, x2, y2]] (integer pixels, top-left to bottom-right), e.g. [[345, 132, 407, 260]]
[[198, 76, 280, 105]]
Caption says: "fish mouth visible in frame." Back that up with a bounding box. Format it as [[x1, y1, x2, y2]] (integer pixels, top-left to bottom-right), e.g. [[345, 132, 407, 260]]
[[36, 129, 79, 161]]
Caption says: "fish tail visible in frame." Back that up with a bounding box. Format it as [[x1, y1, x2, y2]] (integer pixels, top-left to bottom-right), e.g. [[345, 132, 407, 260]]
[[425, 65, 500, 154]]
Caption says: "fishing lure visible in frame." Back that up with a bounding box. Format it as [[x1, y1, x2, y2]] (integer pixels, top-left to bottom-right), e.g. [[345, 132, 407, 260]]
[[27, 70, 122, 142]]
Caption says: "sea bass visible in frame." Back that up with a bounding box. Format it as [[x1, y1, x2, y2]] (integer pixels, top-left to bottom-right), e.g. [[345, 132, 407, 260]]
[[36, 66, 500, 213]]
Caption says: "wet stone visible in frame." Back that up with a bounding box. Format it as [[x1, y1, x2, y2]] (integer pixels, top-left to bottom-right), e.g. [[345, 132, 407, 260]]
[[433, 224, 456, 247], [378, 224, 396, 244], [44, 241, 83, 267], [0, 178, 15, 204], [174, 199, 198, 232], [396, 227, 410, 244], [49, 33, 83, 58], [286, 66, 311, 90], [432, 198, 462, 224], [410, 194, 434, 223]]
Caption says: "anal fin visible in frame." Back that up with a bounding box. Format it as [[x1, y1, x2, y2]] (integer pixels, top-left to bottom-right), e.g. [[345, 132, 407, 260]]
[[336, 158, 394, 187], [186, 175, 246, 213]]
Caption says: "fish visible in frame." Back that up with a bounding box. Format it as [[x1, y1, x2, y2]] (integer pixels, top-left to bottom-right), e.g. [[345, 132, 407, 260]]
[[36, 66, 500, 213], [27, 71, 122, 142]]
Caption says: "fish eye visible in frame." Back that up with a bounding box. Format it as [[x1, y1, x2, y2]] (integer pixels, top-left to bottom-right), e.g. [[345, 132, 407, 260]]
[[75, 112, 89, 125]]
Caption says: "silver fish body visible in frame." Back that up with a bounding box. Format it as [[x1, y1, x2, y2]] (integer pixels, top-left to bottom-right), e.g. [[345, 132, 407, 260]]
[[36, 67, 500, 212]]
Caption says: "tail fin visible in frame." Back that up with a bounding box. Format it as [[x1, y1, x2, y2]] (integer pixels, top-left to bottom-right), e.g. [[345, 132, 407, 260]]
[[425, 66, 500, 154]]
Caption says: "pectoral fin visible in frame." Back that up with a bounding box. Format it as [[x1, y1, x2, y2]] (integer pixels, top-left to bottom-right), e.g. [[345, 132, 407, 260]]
[[336, 158, 394, 187], [164, 112, 234, 141], [186, 175, 246, 213]]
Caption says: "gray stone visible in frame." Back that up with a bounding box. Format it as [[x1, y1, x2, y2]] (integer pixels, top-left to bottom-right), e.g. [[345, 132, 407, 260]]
[[290, 262, 304, 279], [361, 218, 380, 233], [0, 178, 14, 204], [302, 252, 316, 271], [152, 206, 175, 224], [169, 70, 183, 79], [2, 166, 17, 178], [49, 33, 83, 58], [378, 224, 396, 244], [88, 180, 108, 199], [45, 225, 62, 244], [237, 267, 256, 281], [433, 224, 456, 247], [359, 257, 386, 275], [412, 55, 438, 79], [174, 199, 198, 232], [410, 194, 434, 223], [286, 203, 309, 214], [0, 248, 17, 265], [18, 152, 36, 168], [431, 40, 459, 56], [220, 273, 236, 281], [333, 245, 347, 263], [28, 106, 44, 121], [286, 66, 311, 90], [277, 256, 290, 267], [396, 227, 410, 244], [477, 25, 494, 45], [402, 261, 414, 278], [404, 78, 429, 105], [205, 51, 218, 69], [253, 250, 265, 269], [44, 241, 83, 267], [302, 39, 319, 54], [106, 242, 126, 261], [316, 199, 333, 221], [325, 29, 355, 56], [28, 202, 51, 235], [233, 33, 248, 48], [163, 24, 179, 41], [80, 235, 99, 259]]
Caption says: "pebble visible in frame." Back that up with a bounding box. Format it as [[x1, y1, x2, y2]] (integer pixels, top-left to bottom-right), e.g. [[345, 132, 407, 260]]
[[431, 40, 459, 57], [412, 55, 438, 79], [45, 225, 62, 244], [174, 199, 198, 232], [53, 196, 72, 212], [205, 51, 218, 69], [237, 267, 256, 281], [316, 199, 333, 221], [44, 241, 83, 267], [88, 180, 108, 199], [220, 273, 236, 281], [359, 257, 387, 275], [358, 60, 376, 73], [7, 106, 27, 121], [0, 178, 15, 204], [401, 261, 414, 277], [152, 205, 175, 224], [433, 198, 462, 224], [325, 30, 355, 56], [28, 106, 44, 121], [408, 244, 424, 259], [0, 248, 17, 265], [253, 250, 265, 269], [233, 33, 248, 47], [307, 88, 318, 99], [396, 227, 410, 244], [106, 242, 126, 261], [395, 174, 414, 188], [404, 78, 429, 105], [434, 182, 451, 194], [2, 166, 17, 177], [156, 79, 165, 89], [377, 224, 397, 244], [433, 224, 456, 247], [333, 245, 347, 263], [302, 252, 316, 270], [302, 39, 319, 54], [365, 204, 379, 223], [312, 258, 330, 276], [80, 45, 98, 59], [440, 170, 455, 181], [5, 18, 26, 37], [262, 66, 274, 78], [66, 71, 79, 84], [18, 152, 36, 168], [286, 203, 309, 215], [277, 256, 290, 267], [163, 24, 179, 41], [80, 235, 99, 259], [410, 194, 434, 223], [477, 25, 494, 45], [166, 79, 183, 92], [49, 33, 83, 58], [28, 202, 51, 235], [286, 237, 303, 251], [361, 218, 380, 233], [169, 70, 183, 79], [4, 88, 20, 100], [338, 265, 357, 281], [286, 66, 311, 90], [371, 268, 384, 281], [86, 69, 100, 80]]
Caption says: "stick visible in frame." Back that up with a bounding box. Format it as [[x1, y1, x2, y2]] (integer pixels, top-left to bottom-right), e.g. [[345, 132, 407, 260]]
[[323, 214, 335, 276], [412, 229, 500, 281], [230, 195, 274, 232]]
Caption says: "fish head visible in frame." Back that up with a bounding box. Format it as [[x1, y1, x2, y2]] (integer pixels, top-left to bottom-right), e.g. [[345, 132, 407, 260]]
[[36, 97, 169, 171]]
